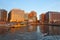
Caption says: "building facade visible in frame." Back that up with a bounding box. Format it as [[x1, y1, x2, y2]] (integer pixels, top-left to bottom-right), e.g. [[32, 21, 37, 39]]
[[24, 13, 28, 24], [8, 9, 25, 22], [40, 13, 46, 24], [24, 13, 28, 21], [0, 9, 7, 22], [45, 11, 60, 24], [28, 11, 37, 23]]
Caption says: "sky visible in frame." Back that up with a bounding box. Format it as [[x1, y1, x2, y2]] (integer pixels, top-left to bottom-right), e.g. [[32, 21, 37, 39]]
[[0, 0, 60, 19]]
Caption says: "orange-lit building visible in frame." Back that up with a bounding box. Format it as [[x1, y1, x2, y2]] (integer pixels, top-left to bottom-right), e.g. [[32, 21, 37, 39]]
[[8, 9, 25, 22], [0, 9, 7, 22], [28, 11, 37, 23], [40, 13, 46, 24]]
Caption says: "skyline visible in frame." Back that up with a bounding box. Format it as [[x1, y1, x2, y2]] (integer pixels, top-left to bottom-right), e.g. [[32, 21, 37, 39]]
[[0, 0, 60, 19]]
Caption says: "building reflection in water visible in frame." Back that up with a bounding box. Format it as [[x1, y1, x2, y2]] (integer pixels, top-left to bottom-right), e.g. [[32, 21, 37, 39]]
[[27, 25, 37, 32], [0, 25, 60, 35], [40, 25, 60, 35], [49, 26, 60, 35], [9, 26, 27, 33], [9, 25, 37, 33], [40, 25, 49, 34], [0, 27, 8, 35], [0, 25, 60, 40]]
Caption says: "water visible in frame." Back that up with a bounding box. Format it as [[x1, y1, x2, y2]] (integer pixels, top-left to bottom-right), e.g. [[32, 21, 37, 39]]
[[0, 25, 60, 40]]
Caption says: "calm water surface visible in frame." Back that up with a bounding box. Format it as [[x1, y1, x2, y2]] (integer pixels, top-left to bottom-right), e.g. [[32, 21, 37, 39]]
[[0, 25, 60, 40]]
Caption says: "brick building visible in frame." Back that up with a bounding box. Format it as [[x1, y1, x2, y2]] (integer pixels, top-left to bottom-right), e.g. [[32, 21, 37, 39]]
[[40, 13, 46, 24], [0, 9, 7, 22], [45, 11, 60, 24], [8, 9, 25, 22], [28, 11, 37, 23]]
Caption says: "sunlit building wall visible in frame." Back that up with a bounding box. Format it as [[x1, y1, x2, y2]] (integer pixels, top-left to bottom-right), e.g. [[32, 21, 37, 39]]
[[8, 9, 25, 22]]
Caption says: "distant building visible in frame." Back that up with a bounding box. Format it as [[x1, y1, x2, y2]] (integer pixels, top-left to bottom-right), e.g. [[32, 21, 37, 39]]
[[39, 13, 46, 24], [45, 11, 60, 24], [24, 13, 28, 24], [24, 13, 28, 21], [28, 11, 37, 23], [8, 9, 25, 22], [0, 9, 7, 22]]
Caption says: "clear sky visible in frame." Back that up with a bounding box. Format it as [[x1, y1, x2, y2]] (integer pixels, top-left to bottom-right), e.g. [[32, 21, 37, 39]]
[[0, 0, 60, 19]]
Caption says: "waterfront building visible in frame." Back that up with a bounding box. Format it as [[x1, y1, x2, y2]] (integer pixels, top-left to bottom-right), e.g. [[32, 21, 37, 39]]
[[39, 13, 46, 24], [28, 11, 37, 24], [45, 11, 60, 24], [24, 13, 28, 24], [0, 9, 7, 22], [24, 13, 28, 21], [8, 9, 25, 22]]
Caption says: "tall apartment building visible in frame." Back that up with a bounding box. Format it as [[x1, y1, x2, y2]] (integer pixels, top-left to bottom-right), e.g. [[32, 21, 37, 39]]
[[8, 9, 25, 22], [0, 9, 7, 22]]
